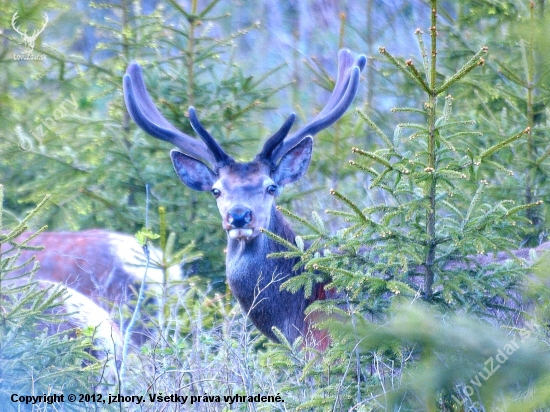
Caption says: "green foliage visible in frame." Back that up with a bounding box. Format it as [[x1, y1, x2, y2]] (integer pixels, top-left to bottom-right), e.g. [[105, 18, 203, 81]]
[[3, 0, 550, 410], [325, 303, 550, 411], [438, 0, 550, 244], [0, 185, 108, 410], [282, 2, 537, 319], [267, 1, 550, 410]]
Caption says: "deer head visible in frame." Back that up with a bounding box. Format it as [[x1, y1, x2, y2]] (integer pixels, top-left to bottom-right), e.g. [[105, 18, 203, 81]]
[[124, 50, 365, 343], [123, 50, 366, 244], [11, 11, 48, 54]]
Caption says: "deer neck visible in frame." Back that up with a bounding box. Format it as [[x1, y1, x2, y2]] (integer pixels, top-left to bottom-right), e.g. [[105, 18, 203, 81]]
[[225, 205, 307, 342]]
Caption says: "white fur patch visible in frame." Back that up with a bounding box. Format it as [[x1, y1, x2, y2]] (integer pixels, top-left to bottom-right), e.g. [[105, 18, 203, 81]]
[[39, 280, 122, 376], [106, 233, 181, 285], [63, 287, 123, 356]]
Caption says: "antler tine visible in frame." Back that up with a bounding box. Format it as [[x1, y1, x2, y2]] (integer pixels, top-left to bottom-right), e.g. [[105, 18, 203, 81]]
[[123, 63, 216, 167], [11, 11, 25, 36], [258, 113, 296, 165], [316, 49, 356, 119], [188, 107, 232, 166], [270, 50, 366, 163], [35, 13, 48, 36]]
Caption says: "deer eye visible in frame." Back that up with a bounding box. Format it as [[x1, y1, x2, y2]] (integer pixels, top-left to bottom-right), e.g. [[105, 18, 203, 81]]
[[267, 185, 278, 196], [211, 188, 221, 198]]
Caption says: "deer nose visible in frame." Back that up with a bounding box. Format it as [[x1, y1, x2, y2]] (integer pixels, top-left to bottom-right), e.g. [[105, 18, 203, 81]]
[[227, 207, 253, 228]]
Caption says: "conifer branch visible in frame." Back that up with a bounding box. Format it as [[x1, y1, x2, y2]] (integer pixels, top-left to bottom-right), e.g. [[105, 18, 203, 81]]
[[399, 122, 428, 131], [415, 28, 430, 83], [435, 133, 455, 151], [461, 182, 487, 233], [437, 169, 468, 180], [535, 146, 550, 167], [496, 61, 527, 88], [304, 263, 358, 279], [18, 194, 51, 231], [391, 107, 428, 115], [505, 200, 543, 218], [445, 130, 481, 139], [370, 169, 391, 189], [479, 127, 530, 160], [329, 189, 368, 223], [440, 94, 453, 124], [436, 47, 488, 94], [424, 0, 439, 298], [393, 124, 404, 147], [198, 0, 223, 18], [351, 147, 392, 168], [266, 251, 305, 260], [325, 209, 362, 220], [259, 228, 301, 252], [483, 160, 514, 176], [276, 206, 326, 237], [351, 147, 408, 174], [429, 1, 438, 91], [406, 59, 430, 92], [379, 47, 431, 93], [356, 109, 393, 148], [437, 120, 476, 131], [348, 160, 380, 177]]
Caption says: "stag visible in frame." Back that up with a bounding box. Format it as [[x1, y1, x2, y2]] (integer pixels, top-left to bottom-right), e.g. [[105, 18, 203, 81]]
[[123, 50, 366, 343], [11, 11, 48, 54]]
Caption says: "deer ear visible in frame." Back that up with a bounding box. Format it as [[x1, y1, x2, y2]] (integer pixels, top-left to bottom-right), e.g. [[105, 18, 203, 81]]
[[272, 137, 313, 186], [170, 149, 216, 191]]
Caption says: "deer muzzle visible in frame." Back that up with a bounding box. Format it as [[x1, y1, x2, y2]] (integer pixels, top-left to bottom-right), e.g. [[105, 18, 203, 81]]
[[226, 206, 254, 241]]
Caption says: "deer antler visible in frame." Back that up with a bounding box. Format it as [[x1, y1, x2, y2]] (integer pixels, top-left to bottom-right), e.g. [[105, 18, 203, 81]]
[[123, 63, 220, 168], [124, 49, 365, 171], [268, 49, 367, 165], [188, 107, 232, 166], [258, 114, 297, 162], [11, 12, 26, 37]]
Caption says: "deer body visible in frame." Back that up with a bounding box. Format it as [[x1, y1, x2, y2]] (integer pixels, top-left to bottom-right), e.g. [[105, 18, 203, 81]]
[[7, 230, 166, 309], [4, 229, 174, 344], [19, 230, 138, 308], [124, 49, 367, 343]]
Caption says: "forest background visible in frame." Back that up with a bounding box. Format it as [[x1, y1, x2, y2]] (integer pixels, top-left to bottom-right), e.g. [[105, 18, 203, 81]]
[[2, 0, 550, 411]]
